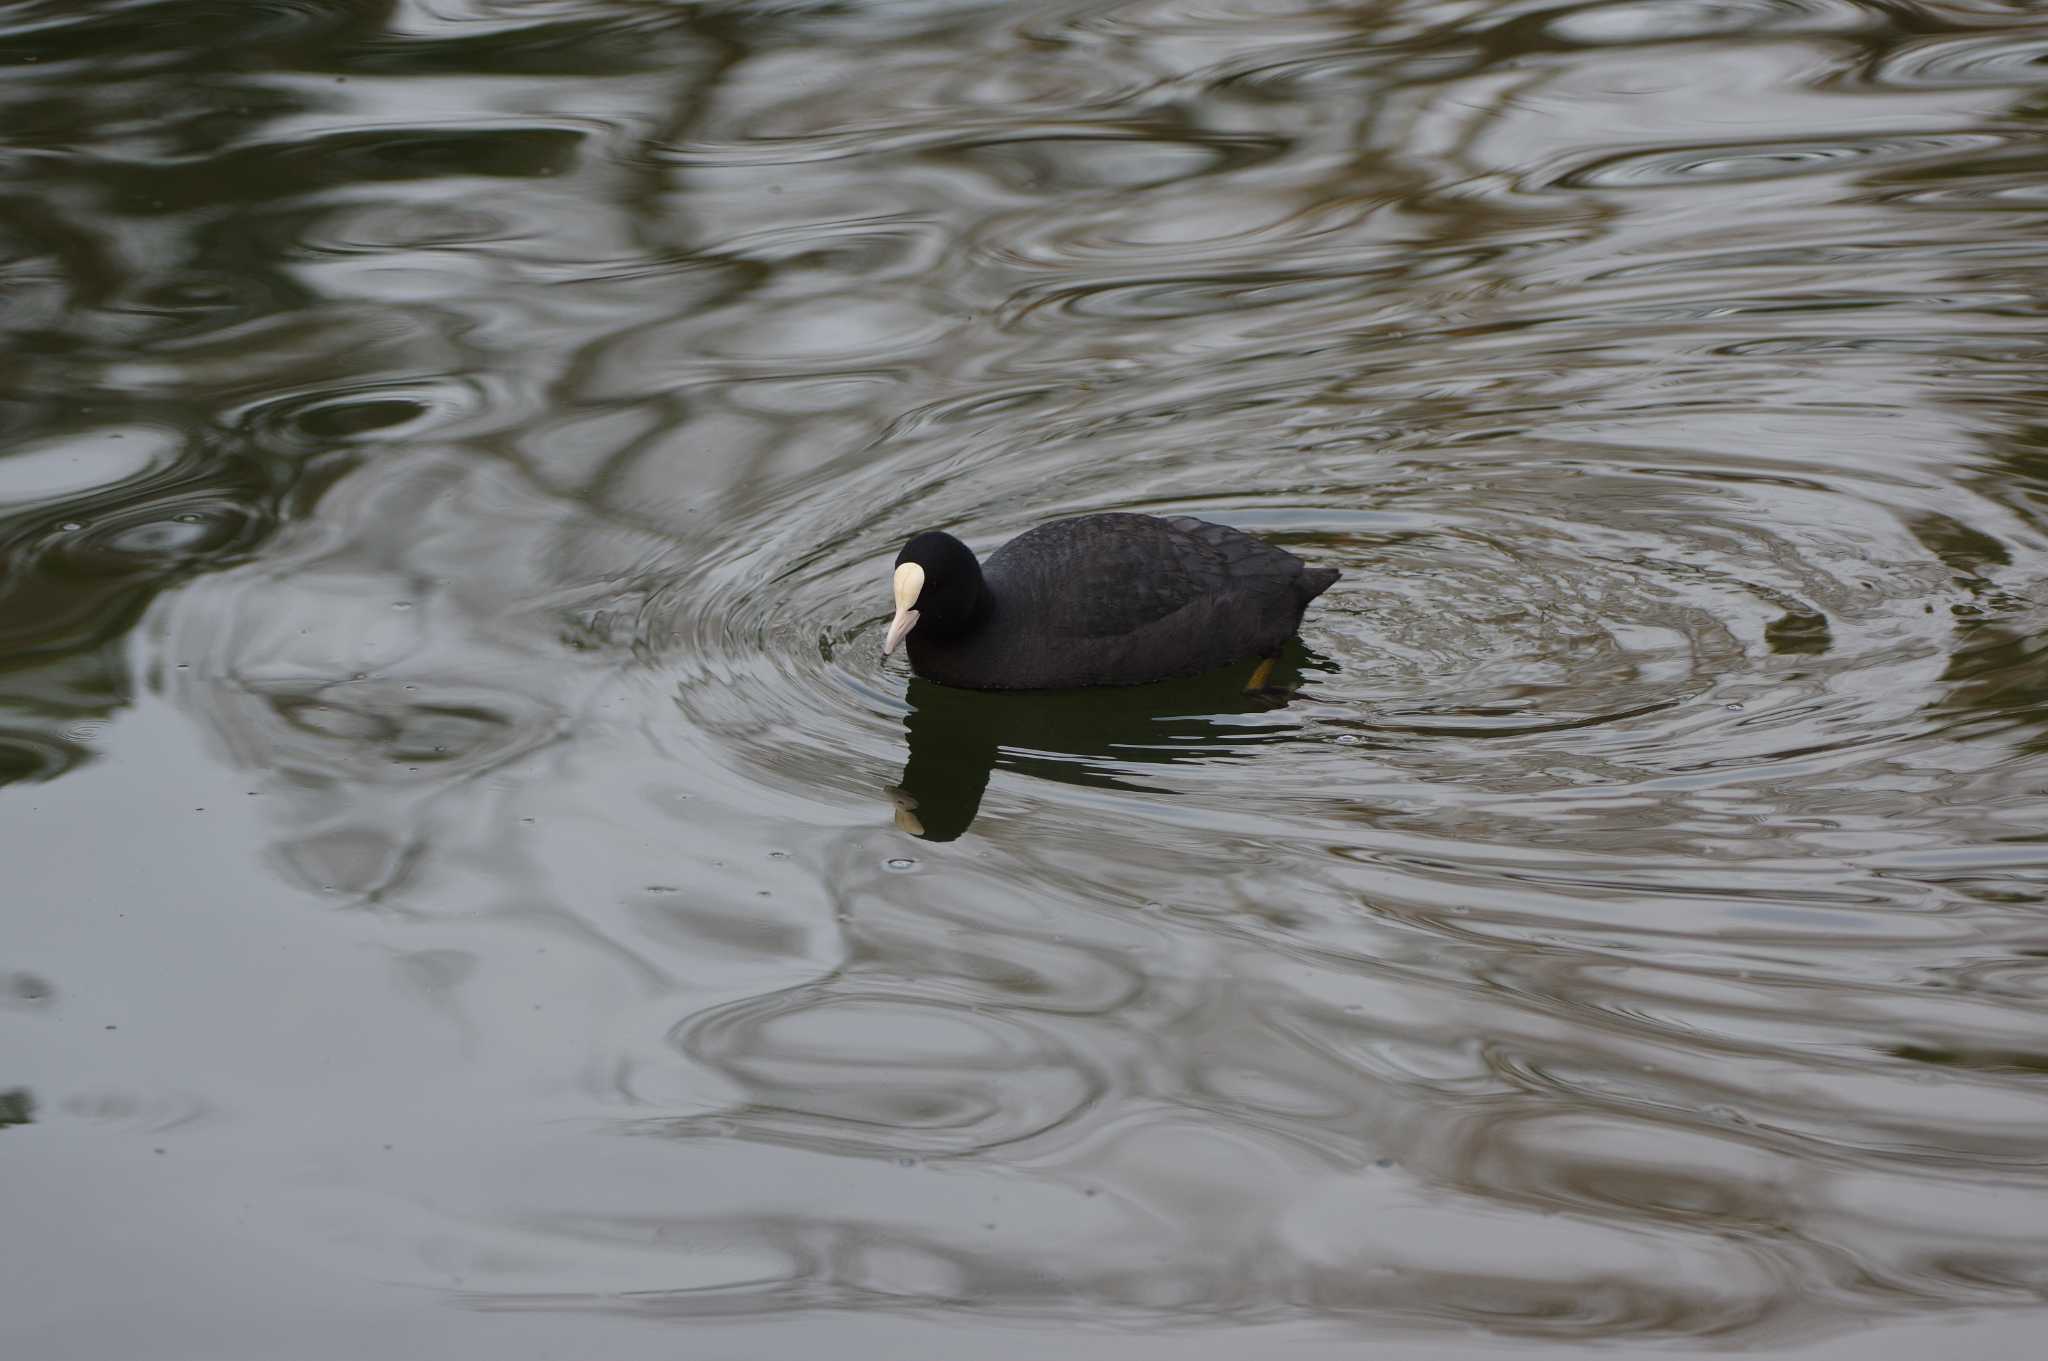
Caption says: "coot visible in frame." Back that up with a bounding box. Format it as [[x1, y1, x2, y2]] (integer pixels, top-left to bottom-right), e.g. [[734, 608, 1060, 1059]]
[[882, 512, 1340, 690]]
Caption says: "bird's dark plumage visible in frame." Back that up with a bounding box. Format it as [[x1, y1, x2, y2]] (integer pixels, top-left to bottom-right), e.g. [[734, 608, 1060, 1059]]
[[887, 513, 1339, 690]]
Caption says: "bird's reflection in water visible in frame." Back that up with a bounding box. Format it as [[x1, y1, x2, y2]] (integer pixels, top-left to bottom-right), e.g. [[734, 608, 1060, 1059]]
[[891, 649, 1322, 841]]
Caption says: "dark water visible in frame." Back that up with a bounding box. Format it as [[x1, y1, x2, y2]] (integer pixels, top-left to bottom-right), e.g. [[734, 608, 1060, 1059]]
[[7, 1, 2048, 1356]]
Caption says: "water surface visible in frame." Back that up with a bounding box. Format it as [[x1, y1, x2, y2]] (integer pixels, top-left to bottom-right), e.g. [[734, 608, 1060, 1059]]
[[7, 1, 2048, 1356]]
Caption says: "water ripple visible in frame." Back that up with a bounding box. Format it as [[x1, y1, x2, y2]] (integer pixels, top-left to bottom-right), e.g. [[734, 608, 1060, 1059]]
[[15, 0, 2048, 1353], [1869, 29, 2048, 89], [1551, 131, 2019, 190]]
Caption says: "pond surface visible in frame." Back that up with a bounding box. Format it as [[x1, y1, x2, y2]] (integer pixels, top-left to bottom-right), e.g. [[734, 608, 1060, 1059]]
[[7, 1, 2048, 1356]]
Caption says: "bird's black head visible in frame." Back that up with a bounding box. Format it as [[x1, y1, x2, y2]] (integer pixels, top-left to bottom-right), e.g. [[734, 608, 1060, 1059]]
[[884, 530, 988, 655]]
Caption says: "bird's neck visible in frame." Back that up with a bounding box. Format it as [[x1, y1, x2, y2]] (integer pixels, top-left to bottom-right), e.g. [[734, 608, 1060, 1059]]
[[920, 578, 994, 641]]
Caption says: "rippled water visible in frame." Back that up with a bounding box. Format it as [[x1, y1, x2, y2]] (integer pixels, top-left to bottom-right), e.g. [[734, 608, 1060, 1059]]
[[9, 1, 2048, 1356]]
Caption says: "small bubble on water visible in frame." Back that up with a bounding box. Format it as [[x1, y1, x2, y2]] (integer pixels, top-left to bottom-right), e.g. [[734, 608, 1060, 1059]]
[[885, 857, 917, 872], [1726, 703, 1744, 711], [1335, 733, 1361, 745], [58, 521, 81, 532]]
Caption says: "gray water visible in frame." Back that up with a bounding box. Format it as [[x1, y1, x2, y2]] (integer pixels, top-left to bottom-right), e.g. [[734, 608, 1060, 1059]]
[[6, 2, 2048, 1357]]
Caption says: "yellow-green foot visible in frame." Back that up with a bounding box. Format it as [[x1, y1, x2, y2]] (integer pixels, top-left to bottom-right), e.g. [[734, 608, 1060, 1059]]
[[891, 789, 925, 836]]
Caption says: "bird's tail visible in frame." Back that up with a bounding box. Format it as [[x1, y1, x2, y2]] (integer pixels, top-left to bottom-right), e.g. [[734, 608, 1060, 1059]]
[[1300, 567, 1340, 602]]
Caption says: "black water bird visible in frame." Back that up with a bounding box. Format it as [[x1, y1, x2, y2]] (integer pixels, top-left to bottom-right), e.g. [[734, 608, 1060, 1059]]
[[882, 513, 1340, 690]]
